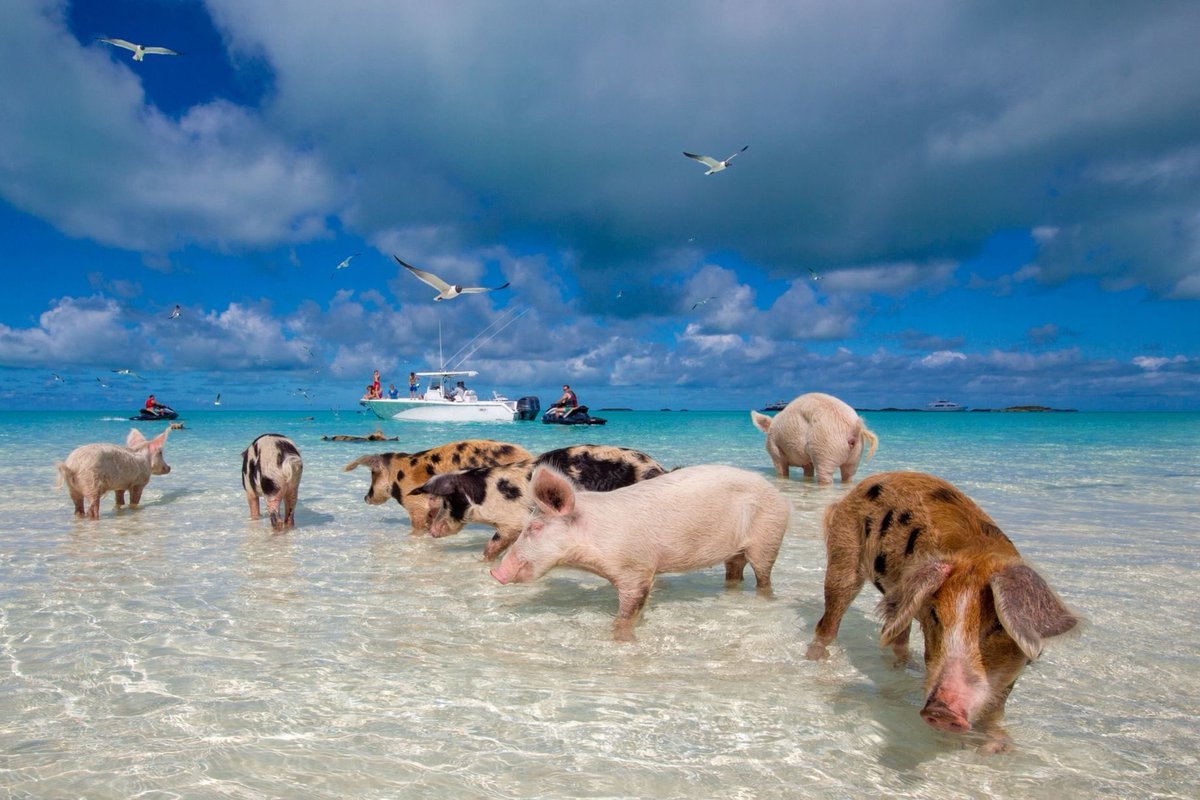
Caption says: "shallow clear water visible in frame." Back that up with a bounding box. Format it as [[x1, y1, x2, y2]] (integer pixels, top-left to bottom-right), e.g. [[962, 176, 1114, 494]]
[[1, 409, 1197, 798]]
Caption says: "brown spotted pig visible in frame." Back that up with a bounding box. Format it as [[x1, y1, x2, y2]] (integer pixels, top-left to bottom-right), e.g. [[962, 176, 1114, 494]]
[[343, 439, 532, 534], [411, 444, 665, 560], [242, 434, 303, 531], [56, 427, 172, 519], [805, 471, 1080, 753], [491, 464, 791, 641]]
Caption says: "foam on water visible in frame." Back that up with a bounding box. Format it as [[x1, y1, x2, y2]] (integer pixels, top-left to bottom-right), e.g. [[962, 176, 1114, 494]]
[[1, 409, 1197, 798]]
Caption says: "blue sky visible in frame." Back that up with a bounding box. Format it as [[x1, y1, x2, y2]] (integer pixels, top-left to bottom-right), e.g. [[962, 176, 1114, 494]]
[[1, 0, 1197, 412]]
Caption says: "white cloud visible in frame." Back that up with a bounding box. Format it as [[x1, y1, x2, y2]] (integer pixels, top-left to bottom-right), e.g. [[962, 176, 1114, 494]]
[[918, 350, 967, 368], [1133, 355, 1188, 371]]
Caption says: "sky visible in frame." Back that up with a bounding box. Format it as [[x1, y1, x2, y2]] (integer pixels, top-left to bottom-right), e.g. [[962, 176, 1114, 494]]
[[0, 0, 1198, 412]]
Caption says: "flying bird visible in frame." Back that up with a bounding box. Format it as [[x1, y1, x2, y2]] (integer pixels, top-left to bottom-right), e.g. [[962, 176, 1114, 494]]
[[97, 37, 182, 61], [168, 304, 181, 319], [111, 368, 144, 380], [52, 373, 65, 382], [683, 145, 748, 175], [691, 296, 717, 310], [395, 256, 510, 301], [96, 377, 109, 388], [334, 253, 361, 271], [214, 393, 221, 406], [809, 269, 822, 281]]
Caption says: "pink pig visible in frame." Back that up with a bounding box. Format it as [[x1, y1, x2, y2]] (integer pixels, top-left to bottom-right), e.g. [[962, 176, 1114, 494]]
[[491, 464, 791, 641], [56, 427, 171, 519], [751, 392, 877, 485]]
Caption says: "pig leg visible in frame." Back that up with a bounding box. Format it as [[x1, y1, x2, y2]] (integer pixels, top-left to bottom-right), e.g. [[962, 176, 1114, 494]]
[[402, 497, 430, 536], [801, 463, 815, 480], [115, 489, 126, 508], [745, 544, 780, 597], [284, 486, 298, 527], [68, 485, 85, 516], [85, 494, 102, 520], [246, 489, 261, 520], [772, 457, 790, 478], [266, 496, 282, 530], [839, 462, 858, 483], [483, 526, 523, 561], [129, 484, 144, 507], [814, 460, 836, 486], [883, 625, 912, 668], [805, 537, 865, 660], [612, 577, 653, 642], [724, 553, 748, 584]]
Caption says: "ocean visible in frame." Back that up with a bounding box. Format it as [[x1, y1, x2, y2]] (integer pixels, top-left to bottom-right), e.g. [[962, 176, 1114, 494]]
[[1, 408, 1197, 799]]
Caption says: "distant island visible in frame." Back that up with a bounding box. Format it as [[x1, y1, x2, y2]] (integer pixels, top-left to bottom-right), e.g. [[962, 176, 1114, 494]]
[[856, 405, 1078, 413], [598, 407, 633, 411]]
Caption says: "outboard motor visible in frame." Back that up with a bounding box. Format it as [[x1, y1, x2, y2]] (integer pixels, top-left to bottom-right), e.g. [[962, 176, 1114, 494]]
[[516, 396, 541, 421]]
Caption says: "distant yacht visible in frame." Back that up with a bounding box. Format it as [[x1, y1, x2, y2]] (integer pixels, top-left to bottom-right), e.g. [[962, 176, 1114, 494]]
[[761, 400, 788, 412], [926, 399, 966, 411]]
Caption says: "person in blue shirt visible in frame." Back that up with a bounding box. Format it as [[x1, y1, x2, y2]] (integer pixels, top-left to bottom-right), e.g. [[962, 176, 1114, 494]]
[[388, 383, 400, 399]]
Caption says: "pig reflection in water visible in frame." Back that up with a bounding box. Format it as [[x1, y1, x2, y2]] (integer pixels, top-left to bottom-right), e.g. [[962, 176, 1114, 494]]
[[491, 464, 791, 641], [806, 471, 1081, 753]]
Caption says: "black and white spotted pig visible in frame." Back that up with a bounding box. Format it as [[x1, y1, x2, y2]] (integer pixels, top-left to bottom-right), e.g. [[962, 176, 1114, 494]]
[[241, 434, 303, 531], [805, 471, 1080, 753], [342, 439, 533, 534], [410, 444, 666, 560]]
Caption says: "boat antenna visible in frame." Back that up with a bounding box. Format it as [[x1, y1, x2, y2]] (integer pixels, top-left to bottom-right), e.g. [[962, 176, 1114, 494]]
[[449, 307, 528, 370], [438, 318, 444, 370], [443, 306, 521, 366]]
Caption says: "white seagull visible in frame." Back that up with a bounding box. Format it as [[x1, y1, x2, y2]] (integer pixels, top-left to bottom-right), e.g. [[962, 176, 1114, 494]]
[[809, 268, 822, 281], [334, 253, 361, 271], [52, 373, 65, 382], [395, 256, 510, 301], [214, 393, 222, 406], [168, 304, 181, 319], [683, 145, 749, 175], [97, 37, 183, 61], [111, 368, 144, 380], [691, 296, 717, 310]]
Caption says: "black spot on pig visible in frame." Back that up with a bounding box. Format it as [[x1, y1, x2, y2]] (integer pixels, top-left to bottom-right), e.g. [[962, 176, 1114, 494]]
[[496, 478, 522, 500], [864, 482, 883, 501], [878, 509, 894, 536], [260, 475, 278, 496], [430, 453, 442, 465], [897, 510, 913, 526], [929, 486, 963, 504], [905, 527, 922, 555], [874, 553, 887, 578], [390, 482, 404, 502], [276, 439, 300, 465]]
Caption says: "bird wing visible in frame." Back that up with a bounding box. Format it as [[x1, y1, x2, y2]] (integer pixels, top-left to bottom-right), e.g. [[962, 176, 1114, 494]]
[[724, 145, 749, 163], [395, 256, 452, 293], [98, 37, 139, 52], [460, 282, 510, 294], [142, 46, 182, 56], [683, 152, 722, 169]]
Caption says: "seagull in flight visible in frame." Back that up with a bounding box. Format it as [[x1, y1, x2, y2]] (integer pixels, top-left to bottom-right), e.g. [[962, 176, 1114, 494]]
[[395, 256, 510, 301], [168, 304, 181, 319], [331, 253, 362, 277], [111, 368, 144, 380], [97, 37, 182, 61], [691, 296, 717, 310], [96, 377, 109, 389], [214, 393, 222, 406], [52, 373, 65, 382], [809, 268, 822, 281], [683, 146, 748, 175]]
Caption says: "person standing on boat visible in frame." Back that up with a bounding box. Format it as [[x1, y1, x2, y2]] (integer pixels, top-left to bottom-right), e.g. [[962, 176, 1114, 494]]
[[408, 372, 419, 399], [371, 369, 382, 399]]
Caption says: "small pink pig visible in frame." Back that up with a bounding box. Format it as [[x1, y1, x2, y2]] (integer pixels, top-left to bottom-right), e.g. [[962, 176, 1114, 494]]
[[56, 427, 172, 519], [805, 471, 1080, 753], [491, 464, 791, 641]]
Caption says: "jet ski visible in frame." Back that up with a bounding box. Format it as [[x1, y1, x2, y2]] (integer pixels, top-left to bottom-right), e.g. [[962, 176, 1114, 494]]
[[131, 404, 179, 421], [541, 405, 606, 425]]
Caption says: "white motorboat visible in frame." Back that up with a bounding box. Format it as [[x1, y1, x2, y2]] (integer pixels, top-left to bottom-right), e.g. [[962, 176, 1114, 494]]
[[926, 399, 966, 411], [360, 370, 519, 422]]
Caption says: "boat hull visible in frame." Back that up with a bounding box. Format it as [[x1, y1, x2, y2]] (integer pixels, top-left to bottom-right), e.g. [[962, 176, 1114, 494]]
[[361, 398, 517, 422]]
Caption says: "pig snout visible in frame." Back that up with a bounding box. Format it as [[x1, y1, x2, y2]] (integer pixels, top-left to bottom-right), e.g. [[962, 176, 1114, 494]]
[[921, 699, 971, 734], [490, 554, 529, 585]]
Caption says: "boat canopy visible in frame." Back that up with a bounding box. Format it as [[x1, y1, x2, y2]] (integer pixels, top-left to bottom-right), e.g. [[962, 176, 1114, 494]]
[[415, 370, 479, 378]]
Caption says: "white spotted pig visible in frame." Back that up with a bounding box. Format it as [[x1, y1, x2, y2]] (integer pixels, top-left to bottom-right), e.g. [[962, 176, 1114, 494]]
[[343, 440, 532, 534], [805, 471, 1080, 753], [242, 434, 303, 531], [490, 464, 791, 641], [750, 392, 877, 485], [411, 444, 665, 560], [56, 427, 172, 519]]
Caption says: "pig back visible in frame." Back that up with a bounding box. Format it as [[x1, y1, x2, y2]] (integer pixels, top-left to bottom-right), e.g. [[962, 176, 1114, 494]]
[[580, 465, 790, 573], [62, 443, 151, 492]]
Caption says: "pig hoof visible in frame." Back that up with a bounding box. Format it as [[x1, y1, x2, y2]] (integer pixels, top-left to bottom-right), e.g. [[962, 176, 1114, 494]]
[[979, 734, 1013, 755], [804, 642, 830, 661]]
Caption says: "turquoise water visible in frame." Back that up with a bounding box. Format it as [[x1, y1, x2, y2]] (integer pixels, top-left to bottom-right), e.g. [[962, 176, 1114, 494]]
[[1, 409, 1198, 798]]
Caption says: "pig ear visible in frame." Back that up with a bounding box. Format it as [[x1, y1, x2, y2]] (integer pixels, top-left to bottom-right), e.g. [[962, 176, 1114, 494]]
[[750, 410, 773, 433], [149, 427, 170, 450], [412, 475, 455, 498], [990, 563, 1080, 662], [531, 466, 575, 516], [878, 558, 952, 644], [126, 428, 146, 448], [344, 454, 382, 473]]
